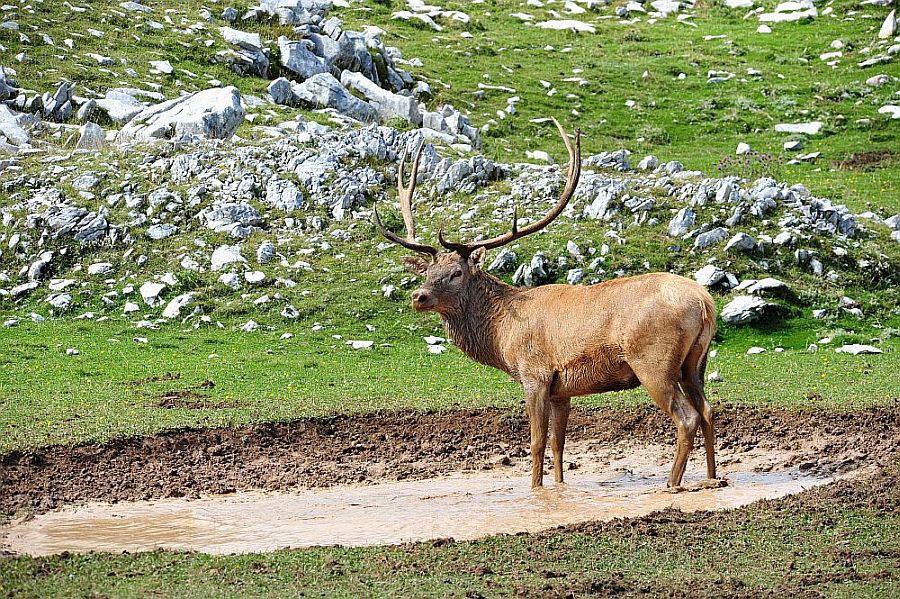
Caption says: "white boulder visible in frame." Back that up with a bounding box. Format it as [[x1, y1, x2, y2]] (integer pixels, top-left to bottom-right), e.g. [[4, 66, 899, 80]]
[[118, 87, 245, 143]]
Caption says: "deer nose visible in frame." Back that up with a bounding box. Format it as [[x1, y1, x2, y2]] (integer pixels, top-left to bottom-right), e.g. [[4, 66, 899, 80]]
[[410, 289, 434, 310]]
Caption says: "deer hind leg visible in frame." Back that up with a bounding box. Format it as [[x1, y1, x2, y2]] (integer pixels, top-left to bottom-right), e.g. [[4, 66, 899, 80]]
[[680, 348, 717, 481], [639, 376, 701, 488], [549, 397, 571, 484], [524, 381, 551, 488]]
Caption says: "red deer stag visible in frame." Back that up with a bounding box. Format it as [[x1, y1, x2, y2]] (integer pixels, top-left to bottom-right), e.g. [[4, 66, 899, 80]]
[[373, 119, 722, 490]]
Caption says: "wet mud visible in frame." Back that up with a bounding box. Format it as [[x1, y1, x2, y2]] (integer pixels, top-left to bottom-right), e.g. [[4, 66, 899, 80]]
[[2, 405, 897, 520], [3, 441, 846, 556]]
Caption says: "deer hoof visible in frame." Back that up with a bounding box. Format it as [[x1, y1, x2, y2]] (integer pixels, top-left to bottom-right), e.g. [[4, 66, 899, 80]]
[[679, 478, 729, 492]]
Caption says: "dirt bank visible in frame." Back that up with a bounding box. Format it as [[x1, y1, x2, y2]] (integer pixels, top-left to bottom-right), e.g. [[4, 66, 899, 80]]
[[2, 404, 898, 518]]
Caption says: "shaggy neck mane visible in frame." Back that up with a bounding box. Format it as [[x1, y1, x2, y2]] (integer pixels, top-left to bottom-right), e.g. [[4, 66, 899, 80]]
[[440, 271, 516, 374]]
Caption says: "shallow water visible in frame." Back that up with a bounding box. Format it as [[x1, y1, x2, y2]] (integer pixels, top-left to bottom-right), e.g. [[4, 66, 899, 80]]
[[2, 444, 842, 556]]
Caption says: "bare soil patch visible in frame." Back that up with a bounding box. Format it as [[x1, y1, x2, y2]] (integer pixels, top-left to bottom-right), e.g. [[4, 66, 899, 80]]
[[1, 404, 898, 520], [834, 149, 896, 171], [155, 388, 236, 410]]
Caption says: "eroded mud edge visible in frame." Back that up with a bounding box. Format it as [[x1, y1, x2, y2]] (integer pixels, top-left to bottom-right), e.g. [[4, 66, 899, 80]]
[[1, 404, 899, 520]]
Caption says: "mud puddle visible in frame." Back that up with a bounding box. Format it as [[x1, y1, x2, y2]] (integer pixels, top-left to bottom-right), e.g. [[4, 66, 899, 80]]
[[2, 442, 851, 556]]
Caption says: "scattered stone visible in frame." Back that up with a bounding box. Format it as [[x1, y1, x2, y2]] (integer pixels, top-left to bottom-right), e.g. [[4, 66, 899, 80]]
[[87, 262, 113, 275], [535, 20, 596, 33], [637, 155, 658, 171], [879, 10, 897, 39], [738, 278, 787, 295], [775, 121, 823, 135], [75, 122, 105, 150], [146, 224, 178, 240], [746, 347, 767, 355], [347, 339, 374, 350], [878, 105, 900, 120], [694, 265, 726, 287], [257, 240, 275, 264], [245, 270, 266, 284], [834, 344, 882, 355], [694, 227, 729, 250], [278, 36, 327, 81], [218, 272, 241, 290], [139, 282, 166, 307], [488, 248, 517, 273], [341, 71, 421, 125], [724, 232, 755, 253], [721, 295, 771, 325], [211, 245, 247, 271], [292, 73, 377, 123], [668, 207, 695, 237], [96, 89, 146, 124], [265, 179, 305, 211], [162, 293, 193, 318]]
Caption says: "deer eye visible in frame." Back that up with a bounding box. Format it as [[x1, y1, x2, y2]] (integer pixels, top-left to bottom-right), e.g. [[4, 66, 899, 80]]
[[450, 270, 463, 279]]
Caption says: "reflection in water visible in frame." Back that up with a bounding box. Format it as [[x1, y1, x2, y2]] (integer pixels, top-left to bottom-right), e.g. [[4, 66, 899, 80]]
[[3, 453, 841, 556]]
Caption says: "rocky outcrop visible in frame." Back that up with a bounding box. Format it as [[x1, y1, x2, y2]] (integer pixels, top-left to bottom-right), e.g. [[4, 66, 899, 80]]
[[118, 87, 245, 143]]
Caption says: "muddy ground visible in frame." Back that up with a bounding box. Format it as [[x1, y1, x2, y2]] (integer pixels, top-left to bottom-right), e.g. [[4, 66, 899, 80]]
[[2, 404, 898, 519]]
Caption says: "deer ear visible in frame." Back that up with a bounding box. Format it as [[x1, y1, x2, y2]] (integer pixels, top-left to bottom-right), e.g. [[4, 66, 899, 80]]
[[469, 247, 487, 269], [401, 256, 429, 276]]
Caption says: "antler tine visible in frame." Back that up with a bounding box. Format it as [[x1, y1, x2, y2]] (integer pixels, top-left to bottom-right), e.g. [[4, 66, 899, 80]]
[[439, 117, 581, 256], [437, 227, 470, 256], [372, 139, 438, 257], [372, 200, 438, 257], [399, 140, 426, 242]]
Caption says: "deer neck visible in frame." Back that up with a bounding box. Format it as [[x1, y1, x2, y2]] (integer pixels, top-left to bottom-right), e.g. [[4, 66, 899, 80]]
[[440, 272, 516, 374]]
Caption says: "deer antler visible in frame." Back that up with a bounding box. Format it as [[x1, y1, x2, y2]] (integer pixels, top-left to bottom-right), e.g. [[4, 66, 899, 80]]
[[439, 118, 581, 257], [372, 140, 438, 257]]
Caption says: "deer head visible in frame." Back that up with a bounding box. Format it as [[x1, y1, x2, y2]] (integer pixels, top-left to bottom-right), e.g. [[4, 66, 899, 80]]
[[373, 118, 581, 314]]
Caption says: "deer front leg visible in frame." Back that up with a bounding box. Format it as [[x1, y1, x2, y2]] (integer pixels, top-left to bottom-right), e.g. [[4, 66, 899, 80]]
[[550, 397, 571, 484], [524, 381, 551, 488]]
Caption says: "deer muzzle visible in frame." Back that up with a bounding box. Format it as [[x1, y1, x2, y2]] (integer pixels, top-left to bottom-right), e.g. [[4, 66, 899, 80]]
[[410, 288, 435, 311]]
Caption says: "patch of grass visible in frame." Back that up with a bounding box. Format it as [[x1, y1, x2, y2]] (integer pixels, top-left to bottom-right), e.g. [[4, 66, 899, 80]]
[[0, 318, 896, 452], [1, 472, 897, 597]]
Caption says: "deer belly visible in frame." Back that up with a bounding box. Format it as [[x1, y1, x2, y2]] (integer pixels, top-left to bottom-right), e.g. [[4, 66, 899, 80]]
[[554, 355, 641, 396]]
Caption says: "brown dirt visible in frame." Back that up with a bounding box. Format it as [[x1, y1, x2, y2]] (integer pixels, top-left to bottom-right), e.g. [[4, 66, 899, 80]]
[[834, 149, 895, 171], [155, 389, 236, 410], [127, 371, 182, 386], [1, 404, 898, 519]]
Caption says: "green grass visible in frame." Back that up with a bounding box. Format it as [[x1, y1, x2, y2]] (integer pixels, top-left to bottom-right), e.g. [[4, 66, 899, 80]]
[[1, 482, 898, 597], [1, 318, 896, 452]]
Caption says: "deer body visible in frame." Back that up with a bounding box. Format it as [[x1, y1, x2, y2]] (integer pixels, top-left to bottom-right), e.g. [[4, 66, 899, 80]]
[[442, 273, 713, 398], [375, 119, 722, 490]]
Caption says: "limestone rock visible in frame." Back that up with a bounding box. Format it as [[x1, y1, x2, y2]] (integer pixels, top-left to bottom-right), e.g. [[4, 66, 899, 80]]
[[724, 232, 756, 252], [211, 245, 247, 271], [162, 293, 193, 318], [667, 206, 695, 237], [879, 10, 896, 39], [278, 36, 327, 81], [75, 122, 105, 150], [721, 295, 771, 325], [140, 281, 166, 307], [292, 73, 377, 123], [694, 227, 729, 250], [694, 265, 726, 287], [119, 87, 244, 143], [340, 70, 421, 125]]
